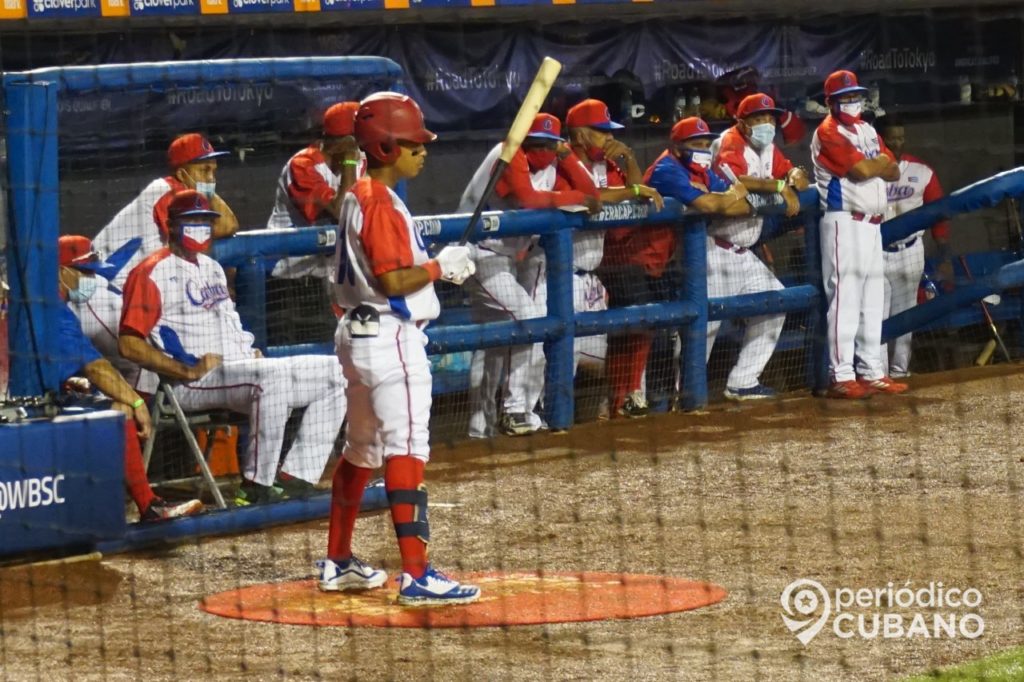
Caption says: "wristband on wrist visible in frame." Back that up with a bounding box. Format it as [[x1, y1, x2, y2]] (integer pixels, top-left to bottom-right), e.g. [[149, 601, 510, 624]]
[[776, 179, 786, 193], [342, 159, 360, 167], [131, 398, 145, 409], [632, 184, 641, 197], [424, 259, 443, 282]]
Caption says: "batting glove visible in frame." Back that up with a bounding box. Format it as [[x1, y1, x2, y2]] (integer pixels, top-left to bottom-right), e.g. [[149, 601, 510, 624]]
[[435, 245, 474, 283]]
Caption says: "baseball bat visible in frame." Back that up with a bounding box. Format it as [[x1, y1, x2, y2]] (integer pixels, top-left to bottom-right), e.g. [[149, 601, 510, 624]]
[[458, 57, 562, 246], [976, 339, 997, 366], [958, 255, 1012, 362]]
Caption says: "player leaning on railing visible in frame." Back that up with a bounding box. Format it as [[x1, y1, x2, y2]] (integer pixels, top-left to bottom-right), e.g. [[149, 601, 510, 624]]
[[319, 92, 480, 605]]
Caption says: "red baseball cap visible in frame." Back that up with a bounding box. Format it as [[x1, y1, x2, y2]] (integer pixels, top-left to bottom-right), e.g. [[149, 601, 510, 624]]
[[526, 113, 564, 141], [166, 190, 221, 222], [566, 98, 624, 131], [670, 116, 717, 143], [323, 101, 360, 137], [58, 235, 110, 272], [735, 93, 785, 120], [167, 133, 230, 169], [824, 70, 868, 99]]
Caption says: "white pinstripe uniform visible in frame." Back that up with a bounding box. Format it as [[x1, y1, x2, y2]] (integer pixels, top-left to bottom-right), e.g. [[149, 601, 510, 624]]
[[882, 154, 947, 376], [120, 248, 345, 486], [333, 177, 440, 467]]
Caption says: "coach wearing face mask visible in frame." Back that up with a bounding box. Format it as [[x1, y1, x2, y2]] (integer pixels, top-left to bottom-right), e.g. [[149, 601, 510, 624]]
[[811, 70, 905, 400], [704, 94, 809, 401], [636, 116, 751, 411]]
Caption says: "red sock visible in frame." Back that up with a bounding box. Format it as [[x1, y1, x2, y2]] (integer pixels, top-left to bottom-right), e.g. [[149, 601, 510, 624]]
[[607, 334, 652, 412], [123, 421, 156, 514], [385, 456, 428, 579], [326, 459, 373, 561]]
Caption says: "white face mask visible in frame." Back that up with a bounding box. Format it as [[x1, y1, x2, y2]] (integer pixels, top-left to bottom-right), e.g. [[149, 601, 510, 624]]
[[748, 123, 776, 150], [181, 223, 213, 252], [194, 181, 216, 199], [839, 101, 863, 119], [66, 272, 97, 303], [687, 149, 713, 169]]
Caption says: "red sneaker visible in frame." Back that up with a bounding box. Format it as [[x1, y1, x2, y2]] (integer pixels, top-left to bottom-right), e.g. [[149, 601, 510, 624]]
[[857, 376, 909, 394], [826, 380, 871, 400]]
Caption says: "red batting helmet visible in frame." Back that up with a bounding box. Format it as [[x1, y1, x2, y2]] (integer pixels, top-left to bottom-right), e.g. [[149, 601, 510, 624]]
[[355, 92, 436, 164]]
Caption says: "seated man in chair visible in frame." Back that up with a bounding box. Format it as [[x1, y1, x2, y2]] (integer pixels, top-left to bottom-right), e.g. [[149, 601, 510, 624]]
[[57, 235, 203, 521], [118, 190, 347, 505]]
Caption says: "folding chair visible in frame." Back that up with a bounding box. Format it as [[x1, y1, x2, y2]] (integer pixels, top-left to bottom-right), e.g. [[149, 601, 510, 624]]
[[141, 380, 235, 509]]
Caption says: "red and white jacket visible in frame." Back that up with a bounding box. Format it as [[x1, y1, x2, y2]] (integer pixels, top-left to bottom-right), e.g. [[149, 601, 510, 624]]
[[333, 177, 440, 323], [811, 116, 896, 216], [712, 125, 795, 248]]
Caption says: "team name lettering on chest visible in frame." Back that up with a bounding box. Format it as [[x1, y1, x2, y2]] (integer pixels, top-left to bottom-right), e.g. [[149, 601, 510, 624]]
[[185, 279, 230, 309]]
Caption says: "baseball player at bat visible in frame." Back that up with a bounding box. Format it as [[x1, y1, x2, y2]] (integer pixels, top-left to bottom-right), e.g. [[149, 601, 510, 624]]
[[812, 70, 907, 399], [458, 113, 600, 438], [565, 99, 663, 418], [319, 92, 480, 605], [708, 93, 809, 400], [78, 134, 240, 392], [874, 114, 953, 378], [118, 190, 346, 505]]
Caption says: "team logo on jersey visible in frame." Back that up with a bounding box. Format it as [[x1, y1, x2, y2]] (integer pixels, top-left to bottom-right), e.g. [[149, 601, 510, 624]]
[[887, 185, 914, 200], [185, 279, 230, 309], [909, 176, 919, 182]]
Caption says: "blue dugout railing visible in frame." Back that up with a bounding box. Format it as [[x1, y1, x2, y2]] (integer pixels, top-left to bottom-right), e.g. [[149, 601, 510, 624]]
[[213, 189, 824, 424]]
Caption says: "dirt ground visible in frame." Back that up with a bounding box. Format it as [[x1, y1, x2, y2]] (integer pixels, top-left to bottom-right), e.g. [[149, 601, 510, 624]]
[[3, 365, 1024, 681]]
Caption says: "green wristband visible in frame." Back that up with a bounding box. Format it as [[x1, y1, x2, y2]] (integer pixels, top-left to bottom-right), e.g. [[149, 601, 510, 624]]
[[632, 184, 641, 197], [776, 179, 786, 193], [131, 398, 145, 409], [342, 159, 360, 167]]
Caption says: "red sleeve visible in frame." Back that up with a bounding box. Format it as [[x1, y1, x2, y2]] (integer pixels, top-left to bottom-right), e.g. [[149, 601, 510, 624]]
[[119, 261, 163, 338], [152, 177, 185, 236], [495, 150, 588, 208], [354, 181, 415, 278], [715, 131, 749, 178], [779, 111, 806, 145], [771, 146, 794, 179], [815, 122, 866, 178], [923, 170, 951, 241], [289, 154, 336, 224]]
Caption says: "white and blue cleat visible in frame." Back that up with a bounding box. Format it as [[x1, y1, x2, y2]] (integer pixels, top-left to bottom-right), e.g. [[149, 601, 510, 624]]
[[723, 384, 777, 401], [316, 556, 388, 592], [397, 566, 481, 606]]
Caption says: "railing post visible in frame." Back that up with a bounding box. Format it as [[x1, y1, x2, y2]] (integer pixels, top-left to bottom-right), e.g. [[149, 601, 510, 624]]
[[803, 205, 829, 393], [679, 218, 708, 411], [541, 224, 575, 430], [233, 260, 268, 352]]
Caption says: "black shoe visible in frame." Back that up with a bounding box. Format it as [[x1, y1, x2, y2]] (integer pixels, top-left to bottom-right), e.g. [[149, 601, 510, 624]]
[[499, 413, 537, 436], [234, 481, 286, 506], [275, 474, 319, 499], [616, 391, 649, 419]]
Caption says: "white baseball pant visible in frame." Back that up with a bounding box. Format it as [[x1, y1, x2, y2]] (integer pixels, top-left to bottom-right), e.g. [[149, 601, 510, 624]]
[[882, 237, 925, 377], [820, 212, 886, 383], [173, 355, 346, 486], [573, 271, 607, 372], [705, 237, 785, 389], [466, 249, 546, 437], [335, 314, 432, 467]]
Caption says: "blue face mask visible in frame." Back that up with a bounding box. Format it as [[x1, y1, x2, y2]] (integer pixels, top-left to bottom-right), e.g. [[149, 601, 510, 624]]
[[67, 273, 97, 303], [748, 123, 776, 150]]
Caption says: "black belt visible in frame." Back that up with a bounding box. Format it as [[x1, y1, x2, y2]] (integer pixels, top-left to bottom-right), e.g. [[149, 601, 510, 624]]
[[574, 269, 595, 276], [713, 237, 748, 254], [884, 236, 918, 253], [850, 211, 884, 224]]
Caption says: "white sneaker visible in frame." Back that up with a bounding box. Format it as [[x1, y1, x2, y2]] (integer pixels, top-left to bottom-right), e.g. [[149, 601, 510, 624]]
[[316, 556, 387, 592], [397, 566, 481, 606]]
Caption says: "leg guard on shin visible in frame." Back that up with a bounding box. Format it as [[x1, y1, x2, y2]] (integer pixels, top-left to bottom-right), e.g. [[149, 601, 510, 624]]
[[387, 484, 430, 544]]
